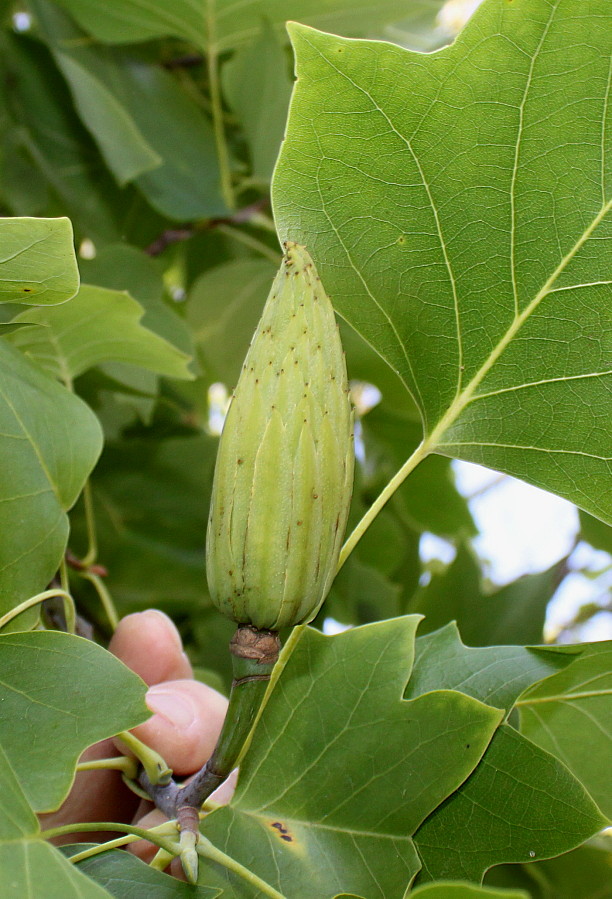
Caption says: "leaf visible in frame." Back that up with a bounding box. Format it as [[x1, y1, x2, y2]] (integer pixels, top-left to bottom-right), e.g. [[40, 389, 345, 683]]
[[54, 54, 162, 185], [273, 3, 612, 524], [0, 341, 102, 619], [410, 884, 529, 899], [0, 742, 38, 840], [406, 622, 577, 714], [579, 509, 612, 555], [68, 846, 220, 898], [79, 244, 192, 355], [69, 435, 218, 612], [518, 640, 612, 818], [0, 630, 148, 812], [188, 257, 277, 389], [202, 617, 503, 898], [9, 284, 193, 382], [0, 754, 113, 899], [0, 842, 113, 899], [413, 724, 607, 884], [0, 33, 124, 244], [0, 216, 79, 305], [223, 20, 294, 183], [50, 0, 445, 52], [409, 544, 564, 646], [527, 839, 612, 899], [33, 1, 226, 219]]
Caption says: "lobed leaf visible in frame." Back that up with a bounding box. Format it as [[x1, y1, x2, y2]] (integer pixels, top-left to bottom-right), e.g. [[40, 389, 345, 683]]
[[518, 640, 612, 818], [273, 1, 612, 523], [406, 622, 577, 713], [202, 617, 502, 898], [0, 631, 148, 812]]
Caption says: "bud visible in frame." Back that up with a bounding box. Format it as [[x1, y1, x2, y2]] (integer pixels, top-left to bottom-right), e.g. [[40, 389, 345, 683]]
[[206, 242, 354, 630]]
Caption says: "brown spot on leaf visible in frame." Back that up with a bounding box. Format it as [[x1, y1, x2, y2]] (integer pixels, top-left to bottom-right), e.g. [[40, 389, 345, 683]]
[[271, 822, 294, 843]]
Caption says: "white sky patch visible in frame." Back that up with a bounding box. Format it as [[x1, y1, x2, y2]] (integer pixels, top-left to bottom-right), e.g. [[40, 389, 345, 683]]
[[13, 12, 32, 32], [453, 460, 579, 585], [207, 382, 229, 436], [420, 533, 457, 567], [323, 617, 352, 635], [451, 460, 611, 641], [437, 0, 484, 35]]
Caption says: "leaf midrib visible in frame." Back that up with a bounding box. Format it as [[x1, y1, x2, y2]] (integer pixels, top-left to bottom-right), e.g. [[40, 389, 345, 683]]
[[423, 197, 612, 450]]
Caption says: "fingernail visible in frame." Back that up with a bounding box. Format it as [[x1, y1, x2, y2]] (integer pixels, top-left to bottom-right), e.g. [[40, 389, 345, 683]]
[[146, 688, 195, 729]]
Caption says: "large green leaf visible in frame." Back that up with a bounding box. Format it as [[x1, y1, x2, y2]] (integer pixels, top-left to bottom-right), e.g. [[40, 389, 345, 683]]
[[413, 724, 607, 884], [202, 618, 503, 898], [0, 341, 102, 617], [8, 285, 193, 383], [0, 216, 79, 305], [0, 630, 148, 812], [406, 630, 607, 884], [518, 640, 612, 818], [273, 1, 612, 524], [50, 0, 443, 51]]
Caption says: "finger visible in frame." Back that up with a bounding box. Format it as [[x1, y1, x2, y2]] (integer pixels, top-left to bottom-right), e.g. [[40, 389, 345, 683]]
[[109, 610, 193, 686], [125, 679, 228, 775]]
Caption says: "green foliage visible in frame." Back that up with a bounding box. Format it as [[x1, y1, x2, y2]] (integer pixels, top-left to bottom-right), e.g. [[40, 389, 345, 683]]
[[0, 216, 78, 305], [0, 342, 102, 619], [0, 631, 148, 811], [0, 744, 114, 898], [273, 4, 612, 524], [0, 0, 610, 895]]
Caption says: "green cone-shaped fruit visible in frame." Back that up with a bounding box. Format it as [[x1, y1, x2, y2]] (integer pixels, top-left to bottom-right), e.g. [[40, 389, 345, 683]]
[[206, 242, 354, 630]]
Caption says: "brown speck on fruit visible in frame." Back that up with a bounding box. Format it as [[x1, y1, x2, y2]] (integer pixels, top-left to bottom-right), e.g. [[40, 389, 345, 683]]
[[237, 458, 243, 465]]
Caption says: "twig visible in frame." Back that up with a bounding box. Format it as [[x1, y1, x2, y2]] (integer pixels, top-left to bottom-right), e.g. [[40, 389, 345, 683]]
[[144, 200, 271, 256]]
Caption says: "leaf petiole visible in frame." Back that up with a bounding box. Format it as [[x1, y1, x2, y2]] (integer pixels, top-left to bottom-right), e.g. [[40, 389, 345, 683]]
[[80, 571, 119, 631], [197, 835, 287, 898], [118, 730, 173, 786], [40, 820, 180, 856], [0, 588, 76, 634], [76, 755, 138, 778]]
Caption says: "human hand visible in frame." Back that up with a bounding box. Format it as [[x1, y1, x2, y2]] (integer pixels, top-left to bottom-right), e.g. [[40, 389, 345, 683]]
[[40, 609, 235, 875]]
